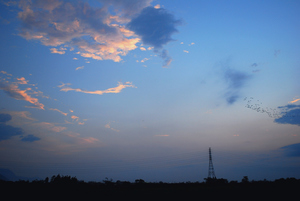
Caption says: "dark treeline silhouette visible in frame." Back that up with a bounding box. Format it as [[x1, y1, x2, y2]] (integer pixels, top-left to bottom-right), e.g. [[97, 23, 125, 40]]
[[1, 175, 299, 199]]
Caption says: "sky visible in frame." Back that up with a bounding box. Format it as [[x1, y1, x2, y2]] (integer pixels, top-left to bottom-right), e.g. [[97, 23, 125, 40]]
[[0, 0, 299, 182]]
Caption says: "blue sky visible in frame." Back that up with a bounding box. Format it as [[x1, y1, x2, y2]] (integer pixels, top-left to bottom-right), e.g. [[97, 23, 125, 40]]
[[0, 0, 299, 182]]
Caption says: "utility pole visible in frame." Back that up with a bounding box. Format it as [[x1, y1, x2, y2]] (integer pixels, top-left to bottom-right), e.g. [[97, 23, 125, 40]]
[[208, 147, 216, 179]]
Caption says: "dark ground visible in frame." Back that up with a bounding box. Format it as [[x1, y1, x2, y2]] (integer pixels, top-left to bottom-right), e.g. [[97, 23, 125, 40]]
[[1, 176, 299, 199]]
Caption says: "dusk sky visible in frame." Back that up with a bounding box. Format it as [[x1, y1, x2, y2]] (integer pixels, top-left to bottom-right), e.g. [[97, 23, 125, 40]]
[[0, 0, 299, 182]]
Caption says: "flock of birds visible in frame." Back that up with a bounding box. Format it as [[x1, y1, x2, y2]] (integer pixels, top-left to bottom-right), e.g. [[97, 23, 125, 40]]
[[243, 97, 299, 119]]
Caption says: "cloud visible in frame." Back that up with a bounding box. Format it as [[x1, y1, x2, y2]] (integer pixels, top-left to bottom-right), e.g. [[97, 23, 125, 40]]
[[183, 50, 189, 53], [223, 68, 252, 105], [127, 6, 181, 49], [140, 58, 149, 63], [289, 97, 300, 104], [58, 81, 136, 95], [154, 4, 161, 9], [159, 49, 172, 68], [16, 0, 144, 63], [100, 0, 152, 19], [20, 134, 40, 142], [0, 123, 24, 141], [75, 66, 84, 71], [0, 71, 12, 76], [49, 108, 68, 116], [251, 63, 258, 67], [280, 143, 300, 157], [274, 49, 281, 57], [105, 122, 120, 132], [16, 77, 29, 84], [274, 105, 300, 126], [33, 122, 67, 133], [140, 47, 146, 51], [64, 131, 100, 145], [71, 115, 79, 121], [127, 6, 181, 67], [0, 113, 40, 142], [0, 81, 45, 109], [50, 48, 65, 54], [0, 113, 12, 123]]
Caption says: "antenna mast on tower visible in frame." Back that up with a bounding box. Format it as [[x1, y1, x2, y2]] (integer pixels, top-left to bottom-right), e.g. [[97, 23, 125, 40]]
[[208, 147, 216, 179]]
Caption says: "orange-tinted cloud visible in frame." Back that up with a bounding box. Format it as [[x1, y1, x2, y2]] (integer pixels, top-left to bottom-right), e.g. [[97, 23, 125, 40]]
[[16, 77, 29, 84], [49, 108, 68, 116], [71, 115, 79, 121], [16, 1, 143, 62], [59, 81, 136, 95], [105, 122, 120, 132], [50, 48, 65, 54], [0, 81, 45, 110], [33, 122, 67, 133], [289, 98, 300, 104]]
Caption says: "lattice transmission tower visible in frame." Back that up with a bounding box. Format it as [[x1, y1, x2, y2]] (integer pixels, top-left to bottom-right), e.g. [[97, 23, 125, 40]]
[[208, 147, 216, 179]]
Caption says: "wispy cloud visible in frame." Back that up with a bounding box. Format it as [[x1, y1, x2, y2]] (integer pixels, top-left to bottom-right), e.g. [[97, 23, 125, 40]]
[[140, 58, 149, 63], [0, 72, 45, 109], [0, 81, 45, 109], [222, 66, 252, 105], [274, 49, 281, 57], [75, 66, 84, 71], [33, 122, 67, 133], [289, 97, 300, 104], [49, 108, 68, 116], [58, 81, 136, 95], [159, 49, 172, 68], [105, 122, 120, 132], [183, 50, 189, 53], [0, 71, 12, 76]]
